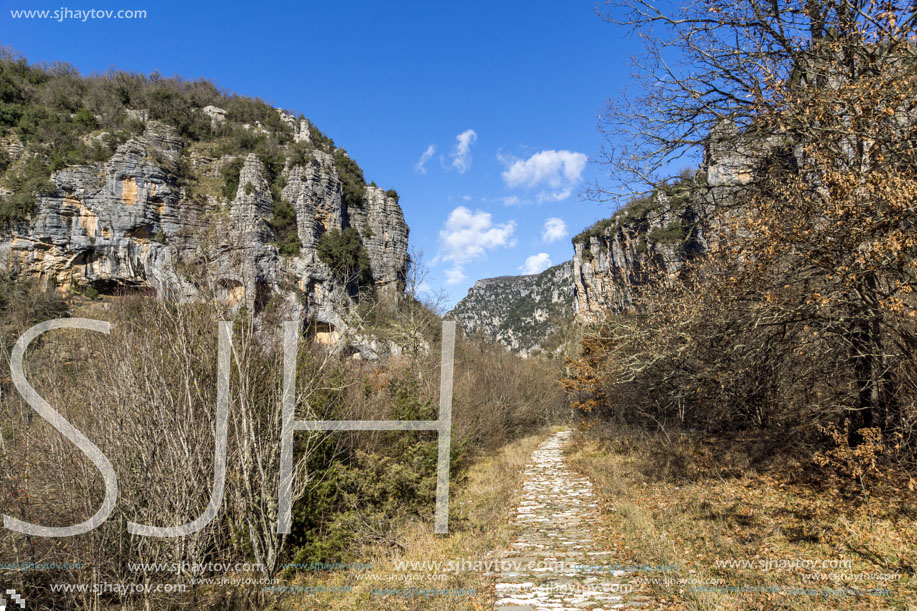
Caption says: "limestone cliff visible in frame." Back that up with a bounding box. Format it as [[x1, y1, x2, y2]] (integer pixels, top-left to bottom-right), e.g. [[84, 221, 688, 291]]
[[570, 182, 710, 321], [449, 120, 775, 350], [570, 120, 769, 321], [0, 59, 409, 347]]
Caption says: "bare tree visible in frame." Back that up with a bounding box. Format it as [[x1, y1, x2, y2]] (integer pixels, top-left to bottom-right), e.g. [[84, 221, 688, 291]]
[[570, 0, 917, 454], [593, 0, 916, 196]]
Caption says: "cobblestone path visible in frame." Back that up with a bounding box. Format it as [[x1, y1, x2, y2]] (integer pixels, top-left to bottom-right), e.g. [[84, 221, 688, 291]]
[[492, 429, 645, 610]]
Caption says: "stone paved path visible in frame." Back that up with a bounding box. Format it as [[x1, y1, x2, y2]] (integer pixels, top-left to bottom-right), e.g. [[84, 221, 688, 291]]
[[492, 429, 643, 610]]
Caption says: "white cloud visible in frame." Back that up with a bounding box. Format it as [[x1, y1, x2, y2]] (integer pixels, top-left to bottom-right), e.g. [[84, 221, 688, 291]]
[[435, 206, 516, 283], [451, 129, 477, 174], [500, 195, 523, 206], [536, 188, 574, 203], [542, 217, 568, 243], [500, 149, 587, 201], [415, 144, 436, 174], [445, 268, 467, 285], [520, 253, 552, 275]]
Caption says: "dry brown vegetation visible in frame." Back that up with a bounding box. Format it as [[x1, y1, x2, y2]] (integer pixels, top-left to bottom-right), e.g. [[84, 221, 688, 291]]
[[571, 0, 917, 454], [568, 423, 917, 610], [565, 0, 917, 482], [0, 278, 567, 610], [277, 430, 556, 611], [562, 1, 917, 607]]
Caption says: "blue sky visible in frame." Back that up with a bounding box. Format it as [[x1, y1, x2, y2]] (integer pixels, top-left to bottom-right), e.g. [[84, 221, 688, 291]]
[[1, 0, 648, 306]]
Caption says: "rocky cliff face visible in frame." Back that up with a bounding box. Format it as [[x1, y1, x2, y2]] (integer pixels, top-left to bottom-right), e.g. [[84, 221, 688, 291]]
[[451, 168, 729, 353], [570, 121, 771, 321], [450, 120, 777, 351], [571, 186, 710, 321], [0, 111, 409, 344], [450, 261, 575, 357]]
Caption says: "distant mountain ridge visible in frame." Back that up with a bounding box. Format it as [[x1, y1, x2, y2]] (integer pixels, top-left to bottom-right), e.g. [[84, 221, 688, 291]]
[[449, 261, 575, 357], [451, 173, 717, 356]]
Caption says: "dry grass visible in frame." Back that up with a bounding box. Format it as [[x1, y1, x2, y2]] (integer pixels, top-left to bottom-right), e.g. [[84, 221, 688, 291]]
[[567, 423, 917, 610], [275, 427, 560, 610]]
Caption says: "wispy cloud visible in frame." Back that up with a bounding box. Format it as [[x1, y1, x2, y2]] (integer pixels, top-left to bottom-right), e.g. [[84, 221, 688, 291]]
[[542, 217, 568, 243], [415, 144, 436, 174], [451, 129, 477, 174], [445, 267, 467, 285], [500, 195, 527, 206], [520, 252, 552, 275], [435, 206, 516, 284], [500, 149, 587, 202]]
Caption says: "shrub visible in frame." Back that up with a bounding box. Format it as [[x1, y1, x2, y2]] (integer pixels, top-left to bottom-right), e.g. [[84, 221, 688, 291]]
[[308, 124, 335, 151], [146, 86, 211, 140], [270, 198, 301, 256], [572, 174, 701, 246], [253, 140, 287, 201], [224, 95, 286, 135], [1, 156, 55, 226], [647, 220, 686, 245], [317, 227, 373, 288], [333, 150, 366, 210], [287, 140, 313, 167], [220, 157, 244, 200]]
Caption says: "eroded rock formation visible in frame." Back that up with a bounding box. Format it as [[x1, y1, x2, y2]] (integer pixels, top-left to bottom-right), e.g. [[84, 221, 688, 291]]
[[0, 114, 409, 343]]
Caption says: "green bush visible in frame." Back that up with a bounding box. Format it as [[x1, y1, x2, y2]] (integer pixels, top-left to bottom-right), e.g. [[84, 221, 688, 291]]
[[270, 198, 301, 256], [285, 372, 439, 566], [254, 141, 287, 201], [220, 157, 244, 200], [317, 227, 373, 288], [1, 156, 55, 226], [224, 95, 287, 136], [384, 188, 399, 202], [647, 220, 686, 245], [287, 141, 313, 167], [212, 126, 264, 156], [308, 124, 335, 151], [333, 151, 366, 210], [572, 173, 702, 247], [147, 86, 211, 140]]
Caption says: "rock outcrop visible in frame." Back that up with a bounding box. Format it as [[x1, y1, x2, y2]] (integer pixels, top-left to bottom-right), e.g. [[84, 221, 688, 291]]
[[452, 156, 731, 352], [450, 261, 575, 357], [1, 113, 409, 344], [571, 187, 710, 321], [570, 120, 772, 321]]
